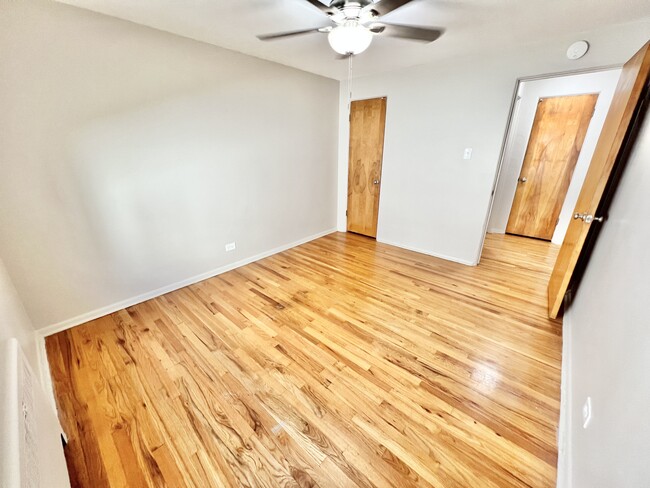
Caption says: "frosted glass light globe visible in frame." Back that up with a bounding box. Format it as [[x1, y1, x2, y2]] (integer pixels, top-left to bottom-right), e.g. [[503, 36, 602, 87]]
[[328, 22, 373, 55]]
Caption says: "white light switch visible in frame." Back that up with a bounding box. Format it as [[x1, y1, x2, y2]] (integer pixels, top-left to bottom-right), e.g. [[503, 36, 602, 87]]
[[463, 148, 473, 160], [225, 242, 236, 252]]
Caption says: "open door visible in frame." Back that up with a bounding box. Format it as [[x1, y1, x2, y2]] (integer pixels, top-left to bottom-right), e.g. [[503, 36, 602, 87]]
[[347, 97, 387, 238], [548, 41, 650, 318]]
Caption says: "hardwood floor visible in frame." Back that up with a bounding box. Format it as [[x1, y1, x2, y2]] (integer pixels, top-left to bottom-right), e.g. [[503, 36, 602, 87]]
[[46, 232, 562, 488]]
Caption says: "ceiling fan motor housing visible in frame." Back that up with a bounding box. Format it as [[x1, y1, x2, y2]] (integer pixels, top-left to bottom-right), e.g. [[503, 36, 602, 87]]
[[329, 0, 377, 9]]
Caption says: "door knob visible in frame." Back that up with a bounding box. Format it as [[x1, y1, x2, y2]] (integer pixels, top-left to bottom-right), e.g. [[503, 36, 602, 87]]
[[518, 177, 528, 183], [574, 213, 604, 224], [373, 179, 380, 185]]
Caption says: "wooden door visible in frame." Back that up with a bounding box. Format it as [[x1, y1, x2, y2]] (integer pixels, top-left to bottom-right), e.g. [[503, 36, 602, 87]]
[[347, 97, 387, 238], [506, 94, 598, 240], [548, 41, 650, 318]]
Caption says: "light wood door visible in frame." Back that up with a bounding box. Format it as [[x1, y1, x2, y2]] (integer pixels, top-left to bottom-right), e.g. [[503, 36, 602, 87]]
[[347, 97, 387, 238], [548, 41, 650, 318], [506, 94, 598, 240]]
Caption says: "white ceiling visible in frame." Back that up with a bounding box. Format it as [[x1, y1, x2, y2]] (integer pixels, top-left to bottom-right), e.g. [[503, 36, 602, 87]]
[[57, 0, 650, 80]]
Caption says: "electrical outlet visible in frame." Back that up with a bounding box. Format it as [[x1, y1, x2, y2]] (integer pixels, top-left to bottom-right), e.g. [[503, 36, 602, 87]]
[[463, 148, 473, 160], [225, 242, 236, 252], [582, 397, 592, 429]]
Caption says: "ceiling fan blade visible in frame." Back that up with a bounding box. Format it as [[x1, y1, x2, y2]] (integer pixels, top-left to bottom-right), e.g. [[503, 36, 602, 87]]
[[303, 0, 339, 16], [372, 23, 443, 42], [364, 0, 413, 16], [257, 27, 330, 41]]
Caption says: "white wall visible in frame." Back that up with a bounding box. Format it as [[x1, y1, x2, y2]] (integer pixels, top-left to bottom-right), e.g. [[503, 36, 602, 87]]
[[337, 20, 650, 264], [0, 259, 38, 375], [562, 88, 650, 487], [489, 69, 621, 244], [0, 0, 339, 330]]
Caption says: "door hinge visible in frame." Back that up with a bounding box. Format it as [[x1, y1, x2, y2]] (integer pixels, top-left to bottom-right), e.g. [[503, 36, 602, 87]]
[[346, 210, 348, 217]]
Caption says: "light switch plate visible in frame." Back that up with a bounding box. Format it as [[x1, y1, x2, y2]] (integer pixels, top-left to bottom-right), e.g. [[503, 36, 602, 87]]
[[463, 148, 473, 160], [582, 397, 592, 429], [225, 242, 236, 252]]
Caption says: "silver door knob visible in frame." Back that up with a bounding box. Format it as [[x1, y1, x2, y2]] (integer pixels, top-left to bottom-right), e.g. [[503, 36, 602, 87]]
[[518, 177, 527, 183], [574, 213, 604, 224], [373, 179, 380, 185]]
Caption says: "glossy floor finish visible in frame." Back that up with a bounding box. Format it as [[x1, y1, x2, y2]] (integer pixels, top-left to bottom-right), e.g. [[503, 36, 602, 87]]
[[46, 232, 562, 488]]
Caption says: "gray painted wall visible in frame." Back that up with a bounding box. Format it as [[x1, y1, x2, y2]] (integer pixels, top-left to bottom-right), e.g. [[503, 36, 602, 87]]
[[0, 0, 339, 329], [565, 89, 650, 486]]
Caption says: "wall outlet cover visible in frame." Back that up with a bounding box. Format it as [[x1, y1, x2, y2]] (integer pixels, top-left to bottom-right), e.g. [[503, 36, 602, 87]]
[[225, 242, 236, 252]]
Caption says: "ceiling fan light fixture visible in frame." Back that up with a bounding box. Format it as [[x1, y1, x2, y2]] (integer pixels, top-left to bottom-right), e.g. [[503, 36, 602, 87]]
[[327, 22, 373, 55]]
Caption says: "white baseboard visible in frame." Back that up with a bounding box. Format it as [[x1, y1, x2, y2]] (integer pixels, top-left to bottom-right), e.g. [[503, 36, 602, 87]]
[[37, 228, 337, 338], [377, 238, 477, 266], [557, 300, 573, 488], [486, 228, 505, 235]]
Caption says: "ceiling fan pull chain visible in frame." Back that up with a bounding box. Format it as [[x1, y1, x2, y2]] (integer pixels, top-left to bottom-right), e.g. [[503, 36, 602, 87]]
[[348, 53, 353, 113]]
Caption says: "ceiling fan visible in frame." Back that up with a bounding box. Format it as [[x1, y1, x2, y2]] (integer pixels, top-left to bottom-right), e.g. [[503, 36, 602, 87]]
[[257, 0, 444, 56]]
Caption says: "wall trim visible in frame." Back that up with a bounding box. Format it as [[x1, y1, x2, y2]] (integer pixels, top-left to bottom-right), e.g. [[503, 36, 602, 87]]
[[519, 64, 623, 82], [377, 237, 477, 266], [557, 295, 574, 488], [37, 228, 337, 338]]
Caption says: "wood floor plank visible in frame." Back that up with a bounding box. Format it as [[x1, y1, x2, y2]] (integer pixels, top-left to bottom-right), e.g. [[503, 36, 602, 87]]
[[46, 232, 562, 487]]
